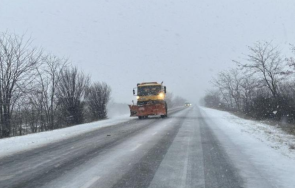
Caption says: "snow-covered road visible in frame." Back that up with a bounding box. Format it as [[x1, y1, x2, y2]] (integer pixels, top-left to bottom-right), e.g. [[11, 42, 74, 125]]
[[0, 107, 294, 188]]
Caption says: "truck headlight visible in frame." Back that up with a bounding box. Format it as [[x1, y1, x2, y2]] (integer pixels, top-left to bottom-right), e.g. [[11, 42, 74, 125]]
[[158, 93, 164, 98]]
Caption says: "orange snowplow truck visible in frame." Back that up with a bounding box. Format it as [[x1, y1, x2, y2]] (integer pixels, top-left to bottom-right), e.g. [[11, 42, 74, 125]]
[[129, 82, 168, 119]]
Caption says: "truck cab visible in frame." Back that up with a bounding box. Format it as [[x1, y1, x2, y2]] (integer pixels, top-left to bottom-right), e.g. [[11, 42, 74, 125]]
[[134, 82, 166, 105]]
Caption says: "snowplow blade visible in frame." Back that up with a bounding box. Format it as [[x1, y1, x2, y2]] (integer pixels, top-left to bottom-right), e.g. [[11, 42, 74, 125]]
[[129, 103, 167, 117]]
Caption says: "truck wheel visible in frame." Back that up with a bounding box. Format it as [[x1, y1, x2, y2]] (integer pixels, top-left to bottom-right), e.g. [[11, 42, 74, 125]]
[[138, 116, 142, 119]]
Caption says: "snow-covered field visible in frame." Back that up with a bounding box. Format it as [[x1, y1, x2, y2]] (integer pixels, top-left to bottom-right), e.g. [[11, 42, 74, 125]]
[[0, 115, 132, 159], [200, 107, 295, 188]]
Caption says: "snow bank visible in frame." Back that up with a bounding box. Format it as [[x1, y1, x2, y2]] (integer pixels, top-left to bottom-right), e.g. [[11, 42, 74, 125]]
[[200, 107, 295, 188], [200, 107, 295, 160], [0, 115, 132, 159]]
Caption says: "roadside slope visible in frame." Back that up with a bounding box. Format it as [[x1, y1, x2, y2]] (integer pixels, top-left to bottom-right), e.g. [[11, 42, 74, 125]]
[[0, 115, 131, 159], [199, 106, 295, 188]]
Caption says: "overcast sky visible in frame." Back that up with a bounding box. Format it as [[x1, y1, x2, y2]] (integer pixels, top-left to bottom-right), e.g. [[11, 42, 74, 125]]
[[1, 0, 295, 103]]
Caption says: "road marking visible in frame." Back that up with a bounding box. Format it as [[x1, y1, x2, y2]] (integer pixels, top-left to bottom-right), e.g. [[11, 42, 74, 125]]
[[130, 143, 142, 151], [152, 131, 158, 136], [180, 136, 190, 188], [80, 176, 101, 188]]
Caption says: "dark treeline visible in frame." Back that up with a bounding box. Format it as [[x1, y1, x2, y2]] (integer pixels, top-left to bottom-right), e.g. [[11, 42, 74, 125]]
[[0, 33, 111, 138], [204, 41, 295, 131]]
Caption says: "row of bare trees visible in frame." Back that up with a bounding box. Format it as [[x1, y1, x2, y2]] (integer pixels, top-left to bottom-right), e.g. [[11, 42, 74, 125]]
[[0, 33, 111, 138], [204, 41, 295, 123]]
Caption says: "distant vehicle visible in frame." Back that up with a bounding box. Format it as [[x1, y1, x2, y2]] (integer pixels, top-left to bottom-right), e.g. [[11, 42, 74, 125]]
[[185, 102, 192, 107], [129, 82, 168, 119]]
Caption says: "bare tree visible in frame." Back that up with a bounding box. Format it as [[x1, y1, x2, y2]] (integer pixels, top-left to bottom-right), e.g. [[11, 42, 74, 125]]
[[236, 41, 285, 99], [85, 82, 111, 121], [240, 75, 261, 114], [213, 69, 243, 111], [205, 41, 295, 124], [213, 73, 232, 109], [285, 44, 295, 71], [0, 32, 113, 139], [0, 33, 42, 137], [34, 55, 68, 130], [57, 67, 90, 126], [204, 90, 221, 108]]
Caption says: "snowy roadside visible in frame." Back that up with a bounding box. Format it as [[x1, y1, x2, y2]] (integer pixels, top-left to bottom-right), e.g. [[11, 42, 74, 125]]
[[200, 107, 295, 160], [199, 106, 295, 188], [0, 107, 183, 159], [0, 115, 132, 159]]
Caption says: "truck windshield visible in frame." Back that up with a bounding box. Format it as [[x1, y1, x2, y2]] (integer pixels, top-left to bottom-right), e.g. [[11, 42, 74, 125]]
[[138, 86, 161, 96]]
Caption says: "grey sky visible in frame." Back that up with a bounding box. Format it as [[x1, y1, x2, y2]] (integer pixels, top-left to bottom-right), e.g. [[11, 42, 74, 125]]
[[1, 0, 295, 103]]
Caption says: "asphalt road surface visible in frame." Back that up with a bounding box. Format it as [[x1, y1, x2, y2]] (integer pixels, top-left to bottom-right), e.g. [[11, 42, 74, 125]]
[[0, 107, 274, 188]]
